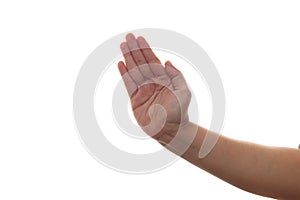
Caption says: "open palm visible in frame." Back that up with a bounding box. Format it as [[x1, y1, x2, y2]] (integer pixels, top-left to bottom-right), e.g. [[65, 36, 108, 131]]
[[118, 34, 191, 140]]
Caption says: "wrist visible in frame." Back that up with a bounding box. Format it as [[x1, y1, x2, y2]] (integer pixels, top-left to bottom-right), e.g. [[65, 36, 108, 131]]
[[158, 122, 200, 156]]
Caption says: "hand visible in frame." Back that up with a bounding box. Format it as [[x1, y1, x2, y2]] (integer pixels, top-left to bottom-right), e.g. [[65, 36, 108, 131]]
[[118, 33, 192, 141]]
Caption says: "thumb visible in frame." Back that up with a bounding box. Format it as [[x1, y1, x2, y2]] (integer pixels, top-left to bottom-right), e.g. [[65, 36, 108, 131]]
[[165, 61, 180, 72], [165, 61, 181, 78]]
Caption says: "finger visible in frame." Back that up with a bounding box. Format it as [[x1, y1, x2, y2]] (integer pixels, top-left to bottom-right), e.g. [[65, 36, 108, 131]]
[[137, 36, 164, 76], [137, 36, 161, 64], [117, 61, 127, 75], [120, 42, 136, 69], [165, 61, 187, 90], [127, 67, 145, 86], [120, 42, 145, 85], [126, 33, 147, 66], [126, 34, 155, 79], [118, 61, 138, 97], [148, 62, 167, 76], [165, 61, 181, 78], [165, 61, 181, 72]]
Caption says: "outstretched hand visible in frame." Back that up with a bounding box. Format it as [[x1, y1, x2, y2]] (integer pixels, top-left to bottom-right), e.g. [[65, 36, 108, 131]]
[[118, 33, 191, 141]]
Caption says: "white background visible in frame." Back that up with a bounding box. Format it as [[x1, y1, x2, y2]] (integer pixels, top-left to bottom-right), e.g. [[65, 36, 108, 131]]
[[1, 0, 300, 199]]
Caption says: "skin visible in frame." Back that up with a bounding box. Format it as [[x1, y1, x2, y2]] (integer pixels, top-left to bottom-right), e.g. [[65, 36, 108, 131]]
[[117, 33, 300, 200]]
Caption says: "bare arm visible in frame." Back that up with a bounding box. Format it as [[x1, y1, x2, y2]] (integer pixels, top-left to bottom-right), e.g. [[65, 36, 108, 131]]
[[117, 33, 300, 200], [159, 122, 300, 199]]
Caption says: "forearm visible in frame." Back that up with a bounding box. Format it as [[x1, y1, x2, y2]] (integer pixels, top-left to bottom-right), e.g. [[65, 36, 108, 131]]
[[118, 33, 300, 199], [161, 122, 300, 199]]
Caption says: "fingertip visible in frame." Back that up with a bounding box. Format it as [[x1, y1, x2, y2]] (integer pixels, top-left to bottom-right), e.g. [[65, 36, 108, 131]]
[[120, 42, 127, 49], [118, 60, 124, 66], [137, 36, 145, 41], [120, 42, 130, 55], [126, 33, 135, 41], [137, 36, 148, 49], [118, 61, 127, 75], [165, 60, 180, 72], [165, 60, 172, 66]]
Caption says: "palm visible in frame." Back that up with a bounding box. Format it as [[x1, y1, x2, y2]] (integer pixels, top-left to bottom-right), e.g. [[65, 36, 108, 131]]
[[118, 34, 191, 139]]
